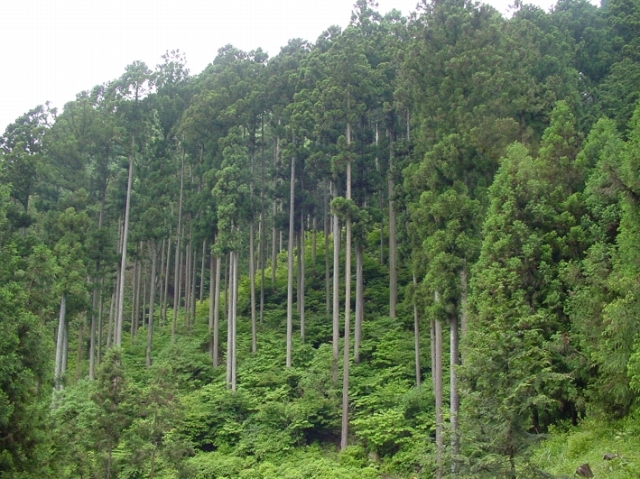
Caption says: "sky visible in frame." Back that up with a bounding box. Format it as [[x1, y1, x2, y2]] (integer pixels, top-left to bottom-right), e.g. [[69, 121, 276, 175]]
[[1, 0, 570, 134]]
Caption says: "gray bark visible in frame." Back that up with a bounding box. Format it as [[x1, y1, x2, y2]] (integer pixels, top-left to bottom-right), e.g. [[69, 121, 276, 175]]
[[286, 157, 295, 368], [146, 240, 157, 368], [54, 294, 67, 390]]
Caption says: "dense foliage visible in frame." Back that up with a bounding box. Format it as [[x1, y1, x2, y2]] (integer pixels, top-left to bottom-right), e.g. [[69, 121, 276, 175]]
[[2, 0, 640, 477]]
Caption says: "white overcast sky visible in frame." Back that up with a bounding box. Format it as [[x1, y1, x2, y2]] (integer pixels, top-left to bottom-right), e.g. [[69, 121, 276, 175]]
[[1, 0, 583, 133]]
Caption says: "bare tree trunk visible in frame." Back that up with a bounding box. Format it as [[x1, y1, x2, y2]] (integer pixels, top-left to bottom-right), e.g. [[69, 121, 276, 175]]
[[259, 213, 266, 324], [354, 243, 363, 363], [89, 285, 98, 380], [388, 130, 397, 319], [54, 294, 67, 390], [413, 274, 421, 387], [200, 240, 206, 302], [231, 250, 239, 392], [226, 251, 233, 388], [271, 200, 278, 290], [213, 254, 221, 368], [299, 210, 305, 343], [162, 236, 172, 326], [172, 151, 185, 339], [312, 215, 317, 267], [435, 292, 443, 479], [450, 314, 459, 471], [107, 291, 115, 350], [97, 284, 104, 365], [208, 249, 215, 361], [146, 240, 157, 368], [332, 181, 341, 383], [324, 182, 331, 315], [76, 317, 84, 381], [190, 240, 197, 324], [184, 239, 192, 327], [286, 156, 295, 368], [249, 220, 257, 353], [116, 141, 135, 347], [341, 131, 352, 451]]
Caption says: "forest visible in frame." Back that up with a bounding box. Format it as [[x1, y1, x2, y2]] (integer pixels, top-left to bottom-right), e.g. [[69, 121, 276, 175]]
[[2, 0, 640, 477]]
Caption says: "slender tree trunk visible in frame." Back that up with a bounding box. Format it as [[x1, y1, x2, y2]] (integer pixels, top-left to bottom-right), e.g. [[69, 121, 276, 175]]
[[213, 254, 221, 368], [61, 320, 68, 382], [250, 219, 257, 353], [312, 215, 317, 267], [146, 240, 157, 368], [226, 251, 234, 388], [184, 239, 192, 327], [97, 284, 104, 365], [76, 317, 84, 381], [107, 292, 115, 350], [162, 236, 172, 326], [341, 132, 352, 451], [286, 156, 295, 368], [259, 212, 266, 324], [190, 240, 197, 323], [299, 209, 305, 343], [172, 151, 185, 339], [413, 274, 421, 387], [388, 130, 397, 318], [208, 249, 215, 360], [54, 293, 67, 390], [89, 284, 98, 380], [200, 240, 206, 302], [116, 140, 135, 347], [332, 181, 341, 382], [271, 135, 279, 290], [450, 314, 459, 471], [324, 182, 331, 315], [231, 250, 239, 392], [435, 291, 443, 479], [354, 243, 363, 363], [460, 267, 468, 362]]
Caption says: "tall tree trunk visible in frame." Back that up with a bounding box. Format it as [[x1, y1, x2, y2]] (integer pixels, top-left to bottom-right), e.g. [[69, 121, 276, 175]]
[[259, 212, 266, 324], [226, 251, 233, 387], [54, 293, 67, 390], [271, 200, 278, 290], [231, 250, 239, 392], [286, 156, 295, 368], [213, 254, 221, 368], [450, 314, 459, 471], [271, 135, 280, 290], [299, 209, 305, 343], [388, 129, 397, 318], [460, 267, 468, 362], [332, 181, 341, 382], [250, 219, 257, 353], [107, 291, 115, 350], [312, 215, 317, 267], [190, 240, 197, 324], [208, 249, 215, 361], [200, 240, 206, 302], [89, 283, 98, 380], [116, 139, 135, 347], [341, 126, 352, 450], [435, 291, 443, 479], [146, 240, 157, 368], [184, 239, 192, 327], [354, 243, 363, 363], [162, 235, 172, 326], [324, 182, 331, 315], [76, 317, 84, 381], [172, 151, 185, 339], [97, 283, 104, 365], [413, 274, 421, 387]]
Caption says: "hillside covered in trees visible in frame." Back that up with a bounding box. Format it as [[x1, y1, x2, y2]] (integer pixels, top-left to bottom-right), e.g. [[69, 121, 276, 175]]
[[2, 0, 640, 477]]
